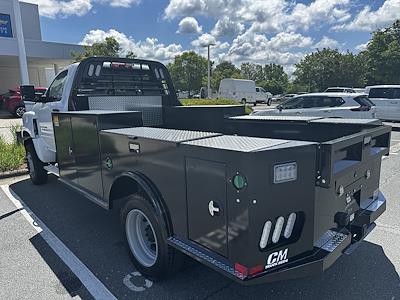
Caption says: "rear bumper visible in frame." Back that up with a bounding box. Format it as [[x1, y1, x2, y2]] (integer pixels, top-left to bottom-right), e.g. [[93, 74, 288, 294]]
[[168, 193, 386, 285]]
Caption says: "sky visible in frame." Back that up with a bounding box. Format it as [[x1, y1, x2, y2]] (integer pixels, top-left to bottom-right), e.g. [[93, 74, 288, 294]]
[[24, 0, 400, 74]]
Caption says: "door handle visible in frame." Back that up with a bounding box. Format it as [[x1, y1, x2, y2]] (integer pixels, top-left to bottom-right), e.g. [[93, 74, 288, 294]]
[[52, 109, 60, 112], [390, 101, 397, 104], [295, 111, 302, 114]]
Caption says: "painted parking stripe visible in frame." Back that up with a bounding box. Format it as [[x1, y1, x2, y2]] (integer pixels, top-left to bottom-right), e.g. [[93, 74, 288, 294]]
[[1, 185, 117, 300], [390, 142, 400, 155]]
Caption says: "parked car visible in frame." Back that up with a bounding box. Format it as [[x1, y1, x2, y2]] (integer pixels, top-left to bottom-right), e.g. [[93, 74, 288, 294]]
[[252, 93, 376, 119], [324, 87, 356, 93], [219, 78, 257, 105], [353, 88, 367, 94], [255, 86, 273, 105], [366, 85, 400, 121], [3, 87, 47, 117], [281, 94, 297, 101]]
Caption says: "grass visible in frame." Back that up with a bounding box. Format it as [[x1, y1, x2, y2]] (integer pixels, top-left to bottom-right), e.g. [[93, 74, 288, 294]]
[[180, 98, 253, 115], [0, 125, 26, 172]]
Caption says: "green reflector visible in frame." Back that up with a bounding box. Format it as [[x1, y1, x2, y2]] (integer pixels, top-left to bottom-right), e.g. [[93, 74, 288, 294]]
[[233, 174, 246, 190]]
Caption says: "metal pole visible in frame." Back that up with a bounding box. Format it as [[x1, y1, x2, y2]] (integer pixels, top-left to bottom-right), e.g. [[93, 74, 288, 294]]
[[13, 0, 29, 85], [207, 44, 211, 99]]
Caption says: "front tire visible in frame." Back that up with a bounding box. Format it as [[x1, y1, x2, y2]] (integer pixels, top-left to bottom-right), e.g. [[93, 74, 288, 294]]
[[121, 195, 184, 281], [14, 105, 26, 118], [25, 143, 48, 185], [241, 98, 246, 105]]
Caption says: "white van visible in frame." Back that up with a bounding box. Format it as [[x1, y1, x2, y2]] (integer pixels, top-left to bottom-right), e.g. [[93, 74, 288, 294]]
[[366, 85, 400, 121], [219, 79, 257, 105]]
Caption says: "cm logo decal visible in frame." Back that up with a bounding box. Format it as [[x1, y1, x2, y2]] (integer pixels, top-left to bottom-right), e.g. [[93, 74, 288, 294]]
[[266, 248, 288, 269]]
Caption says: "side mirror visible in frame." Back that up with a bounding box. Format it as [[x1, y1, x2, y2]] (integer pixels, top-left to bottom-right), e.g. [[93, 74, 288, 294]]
[[278, 105, 283, 111], [20, 85, 35, 102]]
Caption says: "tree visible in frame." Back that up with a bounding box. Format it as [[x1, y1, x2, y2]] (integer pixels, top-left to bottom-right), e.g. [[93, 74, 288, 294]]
[[293, 48, 366, 91], [240, 63, 263, 82], [363, 20, 400, 85], [167, 51, 208, 96], [211, 61, 242, 90], [72, 37, 136, 62]]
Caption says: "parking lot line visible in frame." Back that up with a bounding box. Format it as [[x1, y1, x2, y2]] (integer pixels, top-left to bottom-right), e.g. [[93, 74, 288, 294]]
[[1, 185, 117, 300], [390, 142, 400, 155]]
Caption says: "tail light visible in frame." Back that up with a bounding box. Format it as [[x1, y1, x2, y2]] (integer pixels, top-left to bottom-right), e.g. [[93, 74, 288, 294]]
[[351, 105, 371, 111]]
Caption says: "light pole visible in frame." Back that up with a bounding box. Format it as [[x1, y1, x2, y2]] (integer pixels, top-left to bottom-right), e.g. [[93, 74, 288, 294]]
[[203, 43, 215, 99]]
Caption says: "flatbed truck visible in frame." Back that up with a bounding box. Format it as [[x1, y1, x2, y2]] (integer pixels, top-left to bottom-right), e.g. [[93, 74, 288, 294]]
[[19, 57, 391, 284]]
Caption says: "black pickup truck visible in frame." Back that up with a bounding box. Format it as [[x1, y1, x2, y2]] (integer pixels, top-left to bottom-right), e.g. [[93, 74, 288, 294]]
[[21, 57, 391, 285]]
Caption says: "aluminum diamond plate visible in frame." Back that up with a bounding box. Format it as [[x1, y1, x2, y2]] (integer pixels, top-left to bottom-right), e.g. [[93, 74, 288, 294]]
[[314, 230, 348, 252], [103, 127, 221, 143], [183, 135, 289, 152], [88, 96, 162, 126], [168, 237, 245, 280], [230, 115, 322, 122]]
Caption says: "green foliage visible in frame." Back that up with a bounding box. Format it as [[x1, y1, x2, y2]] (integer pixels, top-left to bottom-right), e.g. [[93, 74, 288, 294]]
[[211, 61, 243, 90], [180, 98, 253, 114], [71, 37, 136, 62], [363, 20, 400, 85], [0, 128, 26, 172], [240, 63, 289, 94], [167, 51, 208, 96], [293, 48, 366, 91]]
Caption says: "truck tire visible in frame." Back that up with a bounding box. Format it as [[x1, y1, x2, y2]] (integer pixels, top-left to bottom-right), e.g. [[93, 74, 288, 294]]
[[25, 143, 48, 185], [121, 194, 184, 281]]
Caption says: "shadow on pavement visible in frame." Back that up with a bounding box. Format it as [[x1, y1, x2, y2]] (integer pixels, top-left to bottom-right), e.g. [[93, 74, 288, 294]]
[[10, 176, 400, 300]]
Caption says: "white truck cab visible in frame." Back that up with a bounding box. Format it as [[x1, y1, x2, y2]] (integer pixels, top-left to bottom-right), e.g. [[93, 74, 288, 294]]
[[22, 63, 79, 163]]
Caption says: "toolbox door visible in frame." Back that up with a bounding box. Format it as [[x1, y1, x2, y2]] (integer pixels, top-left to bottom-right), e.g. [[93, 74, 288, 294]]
[[53, 115, 78, 183], [71, 116, 103, 198], [186, 158, 228, 257]]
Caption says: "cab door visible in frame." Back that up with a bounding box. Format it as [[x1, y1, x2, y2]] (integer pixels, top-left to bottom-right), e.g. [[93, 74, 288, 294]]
[[36, 70, 69, 154]]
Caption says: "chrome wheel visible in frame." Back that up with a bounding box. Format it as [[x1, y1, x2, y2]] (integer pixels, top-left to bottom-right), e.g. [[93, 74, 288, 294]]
[[126, 209, 158, 267], [15, 106, 26, 117]]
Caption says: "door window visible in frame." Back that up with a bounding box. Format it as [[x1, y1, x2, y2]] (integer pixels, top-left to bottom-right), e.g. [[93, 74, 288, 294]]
[[281, 97, 305, 109], [393, 88, 400, 99], [256, 88, 260, 92], [369, 88, 394, 99], [47, 70, 68, 102], [314, 96, 344, 108]]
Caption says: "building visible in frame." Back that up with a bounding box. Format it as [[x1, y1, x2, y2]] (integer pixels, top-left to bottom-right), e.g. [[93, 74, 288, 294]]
[[0, 0, 83, 93]]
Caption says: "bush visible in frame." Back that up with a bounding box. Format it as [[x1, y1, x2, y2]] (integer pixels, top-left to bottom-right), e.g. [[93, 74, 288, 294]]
[[180, 98, 253, 114], [0, 127, 26, 172]]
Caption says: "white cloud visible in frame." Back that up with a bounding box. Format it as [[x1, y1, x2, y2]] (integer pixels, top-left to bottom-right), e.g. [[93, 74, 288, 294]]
[[269, 32, 313, 49], [81, 29, 183, 62], [333, 0, 400, 31], [96, 0, 141, 8], [24, 0, 140, 18], [355, 42, 369, 52], [191, 33, 217, 47], [211, 16, 244, 37], [224, 30, 305, 72], [177, 17, 202, 34], [314, 36, 341, 49], [24, 0, 92, 18]]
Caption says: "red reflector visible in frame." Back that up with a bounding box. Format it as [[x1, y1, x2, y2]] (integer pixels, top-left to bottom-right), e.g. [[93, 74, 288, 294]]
[[234, 263, 248, 276], [249, 265, 264, 276]]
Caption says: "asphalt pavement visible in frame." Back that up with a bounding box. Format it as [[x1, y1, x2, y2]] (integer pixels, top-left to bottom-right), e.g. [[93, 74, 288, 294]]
[[0, 128, 399, 300]]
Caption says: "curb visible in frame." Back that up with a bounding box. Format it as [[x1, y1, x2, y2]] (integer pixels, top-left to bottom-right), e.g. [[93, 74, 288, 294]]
[[0, 168, 28, 179]]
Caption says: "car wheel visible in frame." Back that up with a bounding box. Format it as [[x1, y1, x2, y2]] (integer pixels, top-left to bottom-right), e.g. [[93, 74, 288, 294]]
[[121, 194, 184, 281], [25, 142, 48, 185], [241, 98, 246, 105], [14, 105, 26, 118]]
